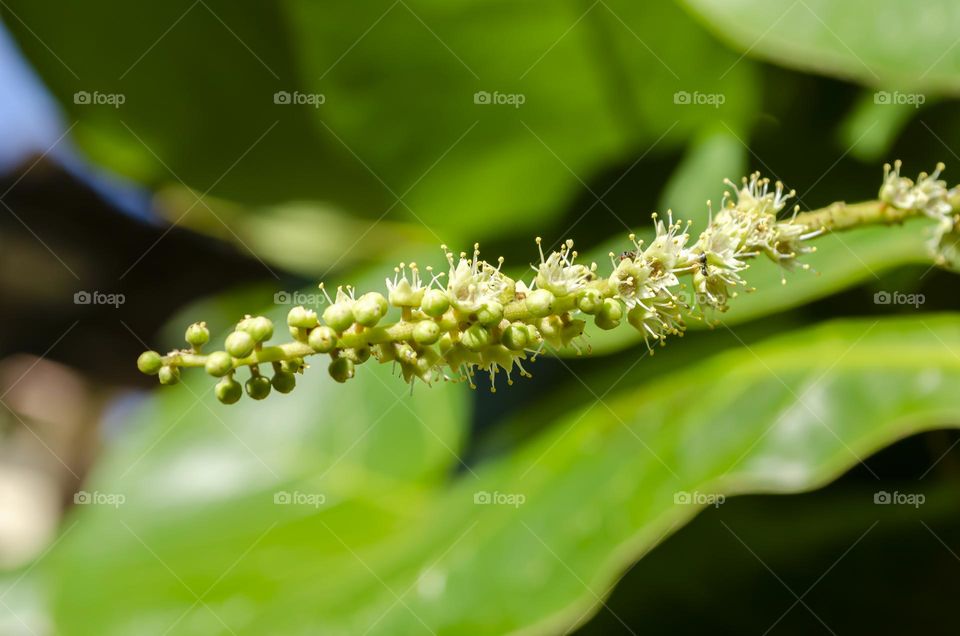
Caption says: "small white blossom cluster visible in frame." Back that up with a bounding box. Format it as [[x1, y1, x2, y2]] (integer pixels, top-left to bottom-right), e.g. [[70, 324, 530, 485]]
[[141, 172, 835, 400], [879, 161, 960, 268]]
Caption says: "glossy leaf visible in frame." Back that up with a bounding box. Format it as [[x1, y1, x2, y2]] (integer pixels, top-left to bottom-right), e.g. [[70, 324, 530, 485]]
[[46, 314, 960, 634]]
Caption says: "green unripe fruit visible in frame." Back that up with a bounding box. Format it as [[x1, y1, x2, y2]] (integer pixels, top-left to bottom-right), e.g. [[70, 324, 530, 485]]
[[323, 302, 355, 332], [595, 298, 623, 330], [501, 323, 529, 351], [329, 357, 355, 383], [204, 351, 234, 377], [137, 351, 163, 375], [526, 289, 555, 317], [271, 371, 296, 394], [420, 289, 450, 317], [354, 292, 388, 327], [158, 365, 180, 385], [461, 323, 491, 352], [245, 375, 272, 400], [225, 331, 256, 358], [243, 316, 274, 343], [308, 326, 338, 353], [577, 288, 603, 314], [185, 322, 210, 348], [476, 301, 504, 326], [413, 320, 441, 345], [287, 306, 318, 329], [215, 377, 242, 404]]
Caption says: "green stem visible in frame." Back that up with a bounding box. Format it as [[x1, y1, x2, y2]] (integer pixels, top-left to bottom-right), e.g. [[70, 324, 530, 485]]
[[160, 198, 922, 371]]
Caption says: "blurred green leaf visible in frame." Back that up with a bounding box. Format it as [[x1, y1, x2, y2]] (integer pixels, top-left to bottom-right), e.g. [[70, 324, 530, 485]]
[[283, 0, 758, 238], [47, 314, 960, 634], [682, 0, 960, 93]]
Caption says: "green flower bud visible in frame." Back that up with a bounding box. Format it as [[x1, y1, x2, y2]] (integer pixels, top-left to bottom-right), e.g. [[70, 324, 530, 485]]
[[561, 319, 586, 345], [437, 309, 458, 331], [215, 377, 242, 404], [287, 306, 318, 329], [413, 320, 441, 345], [461, 323, 491, 352], [280, 358, 304, 374], [185, 322, 210, 348], [595, 298, 623, 330], [538, 315, 563, 341], [344, 346, 371, 364], [501, 322, 529, 351], [242, 316, 274, 343], [272, 371, 296, 394], [225, 331, 256, 358], [137, 351, 164, 375], [323, 302, 355, 333], [289, 325, 307, 342], [204, 351, 234, 377], [158, 365, 180, 385], [526, 289, 555, 317], [476, 301, 504, 326], [329, 357, 355, 383], [308, 326, 338, 353], [420, 289, 450, 317], [577, 288, 603, 314], [245, 375, 272, 400], [354, 292, 388, 327]]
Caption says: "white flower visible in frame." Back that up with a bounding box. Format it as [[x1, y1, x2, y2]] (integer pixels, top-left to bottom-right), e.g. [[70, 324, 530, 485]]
[[880, 161, 954, 219], [385, 262, 437, 307], [444, 244, 515, 313], [533, 238, 595, 297]]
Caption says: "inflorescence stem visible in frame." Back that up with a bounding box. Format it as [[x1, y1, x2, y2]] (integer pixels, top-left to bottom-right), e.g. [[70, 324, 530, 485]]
[[138, 163, 960, 403]]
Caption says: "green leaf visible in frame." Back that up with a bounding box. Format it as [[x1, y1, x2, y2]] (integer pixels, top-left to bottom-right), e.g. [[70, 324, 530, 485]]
[[46, 314, 960, 634], [682, 0, 960, 93]]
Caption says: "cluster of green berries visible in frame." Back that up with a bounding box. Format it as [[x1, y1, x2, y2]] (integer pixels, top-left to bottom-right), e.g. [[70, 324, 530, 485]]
[[138, 163, 956, 403]]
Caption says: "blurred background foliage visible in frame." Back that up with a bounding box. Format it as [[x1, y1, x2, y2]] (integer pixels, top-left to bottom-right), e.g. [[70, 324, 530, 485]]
[[2, 0, 960, 634]]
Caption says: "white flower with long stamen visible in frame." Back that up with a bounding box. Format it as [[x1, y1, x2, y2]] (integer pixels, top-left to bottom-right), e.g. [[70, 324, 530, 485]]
[[533, 237, 595, 297], [880, 160, 954, 219], [444, 243, 515, 313], [385, 261, 436, 307]]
